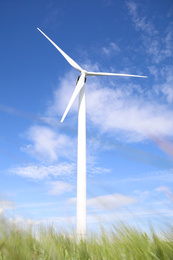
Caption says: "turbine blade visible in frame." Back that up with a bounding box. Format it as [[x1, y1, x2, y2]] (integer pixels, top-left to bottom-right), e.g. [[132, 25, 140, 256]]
[[37, 28, 83, 72], [87, 71, 147, 78], [61, 74, 85, 122]]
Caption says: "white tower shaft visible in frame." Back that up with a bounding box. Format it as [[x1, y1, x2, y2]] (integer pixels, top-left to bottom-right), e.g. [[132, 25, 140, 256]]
[[77, 85, 86, 239]]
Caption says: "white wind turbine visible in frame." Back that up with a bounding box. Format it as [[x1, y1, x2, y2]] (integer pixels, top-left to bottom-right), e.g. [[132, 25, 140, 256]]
[[37, 28, 147, 239]]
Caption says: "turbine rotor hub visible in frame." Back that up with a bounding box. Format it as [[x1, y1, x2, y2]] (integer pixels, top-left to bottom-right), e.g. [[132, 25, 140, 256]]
[[81, 70, 87, 75]]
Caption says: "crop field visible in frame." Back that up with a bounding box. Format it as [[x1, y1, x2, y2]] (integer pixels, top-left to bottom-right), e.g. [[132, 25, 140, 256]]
[[0, 216, 173, 260]]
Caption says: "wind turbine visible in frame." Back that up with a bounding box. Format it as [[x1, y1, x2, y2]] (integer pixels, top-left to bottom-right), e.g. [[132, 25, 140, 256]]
[[37, 28, 147, 239]]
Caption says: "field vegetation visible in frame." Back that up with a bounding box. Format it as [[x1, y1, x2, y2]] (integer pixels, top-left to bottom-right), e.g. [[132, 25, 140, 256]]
[[0, 216, 173, 259]]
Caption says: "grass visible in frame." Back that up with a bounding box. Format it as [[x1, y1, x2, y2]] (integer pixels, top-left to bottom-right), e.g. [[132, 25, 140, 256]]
[[0, 216, 173, 259]]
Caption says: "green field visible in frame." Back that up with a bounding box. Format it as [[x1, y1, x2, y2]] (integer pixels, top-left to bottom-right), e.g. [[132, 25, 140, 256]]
[[0, 216, 173, 259]]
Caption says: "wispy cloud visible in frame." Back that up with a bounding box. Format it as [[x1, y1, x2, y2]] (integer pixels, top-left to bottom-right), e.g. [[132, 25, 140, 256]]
[[0, 103, 44, 123], [19, 202, 57, 209], [148, 65, 173, 104], [102, 0, 113, 7], [8, 160, 110, 181], [87, 165, 111, 176], [126, 1, 173, 63], [68, 193, 137, 211], [40, 5, 63, 30], [134, 190, 149, 200], [102, 42, 120, 56], [87, 193, 137, 211], [8, 163, 76, 180], [119, 169, 173, 183], [160, 68, 173, 103], [156, 186, 173, 201], [47, 181, 74, 195], [126, 2, 156, 35]]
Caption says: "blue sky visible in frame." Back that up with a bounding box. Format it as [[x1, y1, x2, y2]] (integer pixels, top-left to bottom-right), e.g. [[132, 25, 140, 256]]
[[0, 0, 173, 233]]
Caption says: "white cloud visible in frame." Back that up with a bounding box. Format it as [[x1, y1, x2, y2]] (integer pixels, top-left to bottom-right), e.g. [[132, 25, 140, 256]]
[[87, 193, 137, 211], [45, 70, 173, 143], [23, 125, 76, 162], [156, 186, 171, 193], [47, 181, 74, 195], [47, 71, 79, 118], [86, 81, 173, 141], [9, 163, 76, 180], [68, 193, 137, 211]]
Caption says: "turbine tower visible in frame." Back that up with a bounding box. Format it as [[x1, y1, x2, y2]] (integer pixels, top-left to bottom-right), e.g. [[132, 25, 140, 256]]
[[37, 28, 147, 239]]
